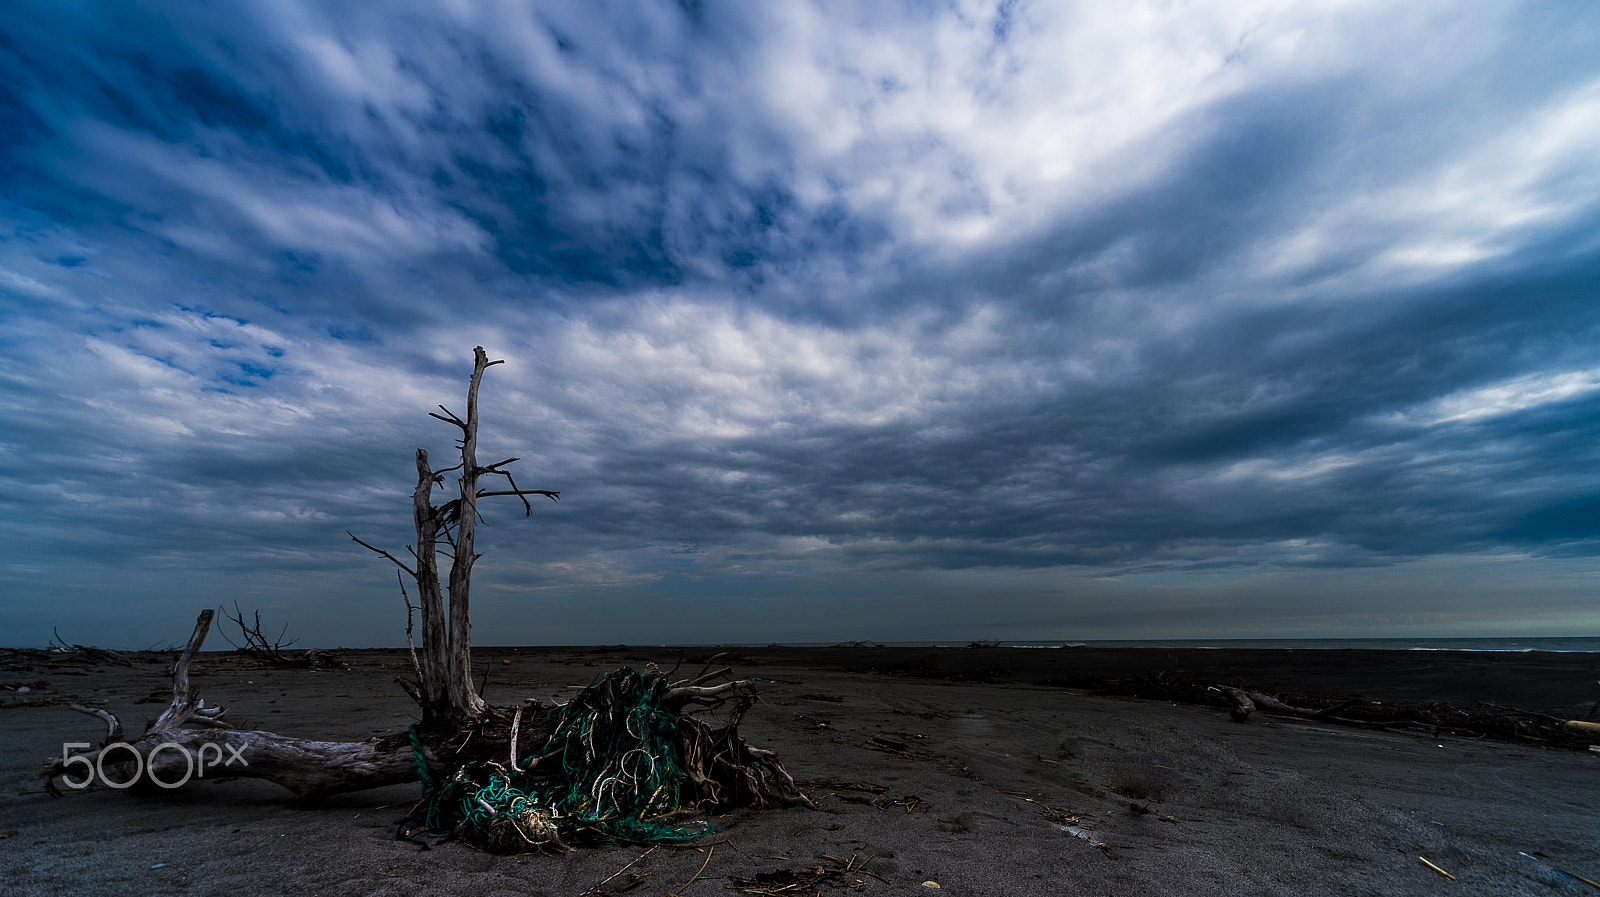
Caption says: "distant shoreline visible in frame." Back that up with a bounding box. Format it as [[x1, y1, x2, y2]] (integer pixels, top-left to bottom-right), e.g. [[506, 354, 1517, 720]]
[[9, 640, 1596, 714], [25, 640, 1591, 712]]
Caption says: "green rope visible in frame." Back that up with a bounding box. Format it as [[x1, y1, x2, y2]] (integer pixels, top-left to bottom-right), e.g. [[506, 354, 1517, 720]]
[[409, 669, 710, 852]]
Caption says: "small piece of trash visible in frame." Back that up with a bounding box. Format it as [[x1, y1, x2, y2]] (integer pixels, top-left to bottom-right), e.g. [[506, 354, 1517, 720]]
[[150, 863, 166, 869], [16, 686, 30, 694], [31, 865, 48, 872], [922, 882, 940, 889], [1419, 856, 1455, 880]]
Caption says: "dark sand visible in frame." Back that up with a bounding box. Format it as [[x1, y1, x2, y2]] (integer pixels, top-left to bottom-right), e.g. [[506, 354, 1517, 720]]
[[3, 645, 1597, 896]]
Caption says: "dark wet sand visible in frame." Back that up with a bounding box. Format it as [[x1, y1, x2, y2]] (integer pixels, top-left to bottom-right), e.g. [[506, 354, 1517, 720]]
[[3, 645, 1597, 896]]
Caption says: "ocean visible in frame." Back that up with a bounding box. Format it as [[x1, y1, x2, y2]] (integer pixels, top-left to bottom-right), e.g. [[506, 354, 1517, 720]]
[[944, 637, 1600, 652], [843, 637, 1600, 653]]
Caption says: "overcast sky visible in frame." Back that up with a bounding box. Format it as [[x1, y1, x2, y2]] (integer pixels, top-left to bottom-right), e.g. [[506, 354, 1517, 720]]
[[3, 1, 1598, 648]]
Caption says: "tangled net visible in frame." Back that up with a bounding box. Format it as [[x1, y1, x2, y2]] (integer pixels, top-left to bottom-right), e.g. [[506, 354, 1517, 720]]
[[409, 668, 717, 853]]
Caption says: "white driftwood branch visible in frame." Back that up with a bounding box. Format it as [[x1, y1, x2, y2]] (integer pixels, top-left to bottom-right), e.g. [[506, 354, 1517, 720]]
[[69, 704, 123, 745], [43, 609, 416, 798], [665, 679, 760, 710]]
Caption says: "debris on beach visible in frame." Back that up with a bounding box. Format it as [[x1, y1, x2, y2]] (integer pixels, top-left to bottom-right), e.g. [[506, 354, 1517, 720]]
[[797, 779, 921, 814], [47, 629, 132, 667], [1041, 669, 1597, 750], [217, 601, 343, 669], [1564, 719, 1600, 738], [1418, 856, 1455, 879], [403, 667, 808, 852], [727, 854, 885, 895]]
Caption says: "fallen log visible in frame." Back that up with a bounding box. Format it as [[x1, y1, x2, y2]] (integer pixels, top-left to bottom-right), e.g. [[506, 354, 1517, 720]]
[[1246, 691, 1360, 719], [1214, 685, 1361, 722], [44, 610, 416, 798], [1565, 719, 1600, 738], [1220, 687, 1255, 722]]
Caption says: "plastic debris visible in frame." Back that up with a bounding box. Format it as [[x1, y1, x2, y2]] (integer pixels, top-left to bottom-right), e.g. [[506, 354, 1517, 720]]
[[729, 855, 883, 895], [410, 669, 710, 852]]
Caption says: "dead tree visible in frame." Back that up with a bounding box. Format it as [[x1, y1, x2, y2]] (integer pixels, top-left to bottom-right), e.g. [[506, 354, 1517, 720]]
[[218, 601, 339, 668], [219, 601, 299, 661], [349, 346, 558, 724], [44, 347, 808, 843]]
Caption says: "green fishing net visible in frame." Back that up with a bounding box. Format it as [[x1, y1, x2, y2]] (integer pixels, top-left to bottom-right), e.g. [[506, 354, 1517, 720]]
[[408, 668, 711, 853]]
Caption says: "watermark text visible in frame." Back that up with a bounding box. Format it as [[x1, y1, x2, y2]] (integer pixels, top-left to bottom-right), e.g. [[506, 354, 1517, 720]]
[[59, 741, 247, 789]]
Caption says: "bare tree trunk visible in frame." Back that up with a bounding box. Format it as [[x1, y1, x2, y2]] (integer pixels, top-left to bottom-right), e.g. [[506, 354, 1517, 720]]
[[412, 447, 448, 715], [443, 346, 496, 720], [354, 346, 551, 725]]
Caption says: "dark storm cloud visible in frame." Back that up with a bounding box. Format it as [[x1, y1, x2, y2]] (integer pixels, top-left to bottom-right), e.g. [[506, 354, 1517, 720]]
[[3, 1, 1600, 646]]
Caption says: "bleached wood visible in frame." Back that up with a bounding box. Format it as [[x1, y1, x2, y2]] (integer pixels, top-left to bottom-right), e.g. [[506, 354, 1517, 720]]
[[44, 610, 416, 798]]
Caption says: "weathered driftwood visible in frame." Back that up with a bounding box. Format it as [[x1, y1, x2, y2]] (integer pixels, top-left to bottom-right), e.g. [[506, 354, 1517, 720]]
[[1216, 685, 1361, 723], [43, 610, 415, 798], [1564, 719, 1600, 738], [1220, 687, 1256, 722], [49, 629, 132, 666]]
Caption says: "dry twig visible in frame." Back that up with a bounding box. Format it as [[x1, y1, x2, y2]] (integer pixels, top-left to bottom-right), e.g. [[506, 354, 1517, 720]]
[[1418, 856, 1456, 880], [669, 845, 714, 896]]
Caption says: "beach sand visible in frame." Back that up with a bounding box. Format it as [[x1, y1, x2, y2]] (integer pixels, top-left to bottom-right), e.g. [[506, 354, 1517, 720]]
[[2, 645, 1597, 896]]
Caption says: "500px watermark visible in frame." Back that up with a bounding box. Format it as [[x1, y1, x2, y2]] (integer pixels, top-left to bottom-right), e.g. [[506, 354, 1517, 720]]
[[58, 742, 247, 789]]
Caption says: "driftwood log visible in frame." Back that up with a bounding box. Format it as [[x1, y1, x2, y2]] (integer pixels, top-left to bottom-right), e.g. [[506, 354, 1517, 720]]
[[1220, 687, 1255, 722], [1207, 683, 1593, 749], [45, 609, 416, 798], [43, 347, 809, 841], [1216, 686, 1361, 724]]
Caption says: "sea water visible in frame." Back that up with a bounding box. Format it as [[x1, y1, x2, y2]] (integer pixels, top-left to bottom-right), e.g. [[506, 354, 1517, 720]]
[[945, 637, 1600, 652]]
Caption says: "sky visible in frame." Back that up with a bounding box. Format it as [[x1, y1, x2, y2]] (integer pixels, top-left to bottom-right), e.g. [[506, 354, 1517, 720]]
[[3, 1, 1599, 648]]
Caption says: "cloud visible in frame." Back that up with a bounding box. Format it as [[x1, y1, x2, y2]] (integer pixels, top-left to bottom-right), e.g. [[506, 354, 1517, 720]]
[[2, 1, 1599, 646]]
